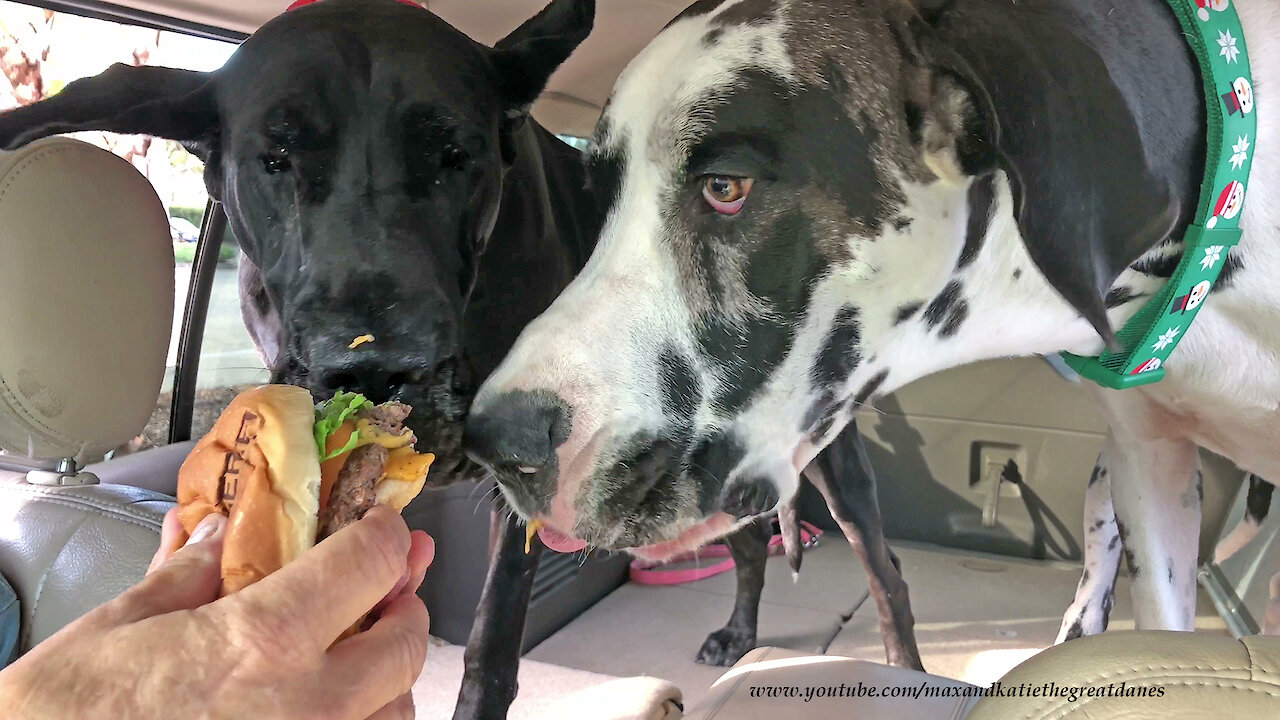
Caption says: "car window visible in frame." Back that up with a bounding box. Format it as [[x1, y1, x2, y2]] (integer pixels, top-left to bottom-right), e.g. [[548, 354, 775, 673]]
[[185, 224, 272, 442], [0, 1, 238, 454]]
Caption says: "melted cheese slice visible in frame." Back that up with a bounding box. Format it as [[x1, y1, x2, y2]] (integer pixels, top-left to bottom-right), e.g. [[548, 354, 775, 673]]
[[525, 519, 543, 554], [353, 418, 415, 450], [383, 446, 435, 482]]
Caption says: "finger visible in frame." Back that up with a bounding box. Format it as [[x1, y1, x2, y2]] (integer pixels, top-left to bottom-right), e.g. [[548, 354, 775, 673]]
[[229, 505, 411, 652], [403, 531, 435, 597], [146, 507, 186, 575], [364, 693, 415, 720], [96, 513, 225, 627], [372, 532, 435, 617], [322, 593, 430, 719]]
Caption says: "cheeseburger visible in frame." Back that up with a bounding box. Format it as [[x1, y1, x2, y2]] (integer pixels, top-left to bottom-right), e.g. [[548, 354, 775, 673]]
[[173, 385, 435, 601]]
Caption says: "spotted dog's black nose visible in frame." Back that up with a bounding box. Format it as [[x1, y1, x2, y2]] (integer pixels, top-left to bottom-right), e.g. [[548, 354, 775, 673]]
[[464, 390, 571, 471]]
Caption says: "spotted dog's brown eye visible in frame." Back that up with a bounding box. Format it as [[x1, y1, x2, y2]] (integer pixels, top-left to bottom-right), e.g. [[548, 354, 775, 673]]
[[702, 176, 753, 215]]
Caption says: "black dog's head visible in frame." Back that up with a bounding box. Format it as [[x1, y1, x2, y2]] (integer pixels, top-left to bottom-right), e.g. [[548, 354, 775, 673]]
[[0, 0, 595, 481]]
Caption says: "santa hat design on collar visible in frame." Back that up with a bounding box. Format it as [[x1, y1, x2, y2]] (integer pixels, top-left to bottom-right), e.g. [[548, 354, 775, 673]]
[[1196, 0, 1231, 23]]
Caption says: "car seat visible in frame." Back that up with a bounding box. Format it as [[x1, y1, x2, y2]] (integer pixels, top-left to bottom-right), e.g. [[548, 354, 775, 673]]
[[0, 136, 176, 655]]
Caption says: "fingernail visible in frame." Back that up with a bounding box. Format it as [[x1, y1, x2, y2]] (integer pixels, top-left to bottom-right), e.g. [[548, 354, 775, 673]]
[[185, 514, 225, 546]]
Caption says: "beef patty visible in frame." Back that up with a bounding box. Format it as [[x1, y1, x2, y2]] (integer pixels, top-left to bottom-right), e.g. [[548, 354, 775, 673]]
[[320, 443, 389, 539]]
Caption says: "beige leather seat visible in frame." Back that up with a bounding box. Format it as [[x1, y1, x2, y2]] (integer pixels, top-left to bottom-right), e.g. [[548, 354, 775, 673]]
[[685, 632, 1280, 718], [0, 136, 176, 654]]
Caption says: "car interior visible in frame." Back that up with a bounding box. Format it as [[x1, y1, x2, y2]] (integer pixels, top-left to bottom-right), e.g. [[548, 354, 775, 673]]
[[1, 1, 1278, 719]]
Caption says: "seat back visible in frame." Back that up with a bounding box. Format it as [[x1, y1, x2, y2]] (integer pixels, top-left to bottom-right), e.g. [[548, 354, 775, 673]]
[[0, 136, 176, 653], [0, 475, 170, 651]]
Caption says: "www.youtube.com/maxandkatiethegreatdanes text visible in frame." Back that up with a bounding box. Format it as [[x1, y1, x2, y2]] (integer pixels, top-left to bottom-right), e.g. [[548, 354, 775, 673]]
[[746, 680, 1166, 703]]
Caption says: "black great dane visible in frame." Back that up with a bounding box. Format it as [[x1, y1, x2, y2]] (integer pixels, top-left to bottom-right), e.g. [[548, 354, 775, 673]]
[[0, 0, 922, 715]]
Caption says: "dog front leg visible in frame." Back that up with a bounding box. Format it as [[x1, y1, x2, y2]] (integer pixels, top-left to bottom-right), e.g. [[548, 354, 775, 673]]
[[1103, 429, 1201, 631], [1057, 452, 1123, 642], [805, 421, 924, 671], [453, 502, 543, 720], [695, 517, 771, 666]]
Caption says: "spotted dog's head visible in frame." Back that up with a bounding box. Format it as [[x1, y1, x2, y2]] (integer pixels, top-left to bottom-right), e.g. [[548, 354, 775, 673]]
[[465, 0, 1160, 558]]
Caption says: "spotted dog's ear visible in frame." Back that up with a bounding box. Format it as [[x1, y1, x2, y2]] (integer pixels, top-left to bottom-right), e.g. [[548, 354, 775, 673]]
[[0, 64, 217, 158], [907, 8, 1183, 348], [492, 0, 595, 121]]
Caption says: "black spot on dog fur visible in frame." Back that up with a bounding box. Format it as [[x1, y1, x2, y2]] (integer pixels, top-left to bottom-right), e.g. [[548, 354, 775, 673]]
[[658, 346, 700, 426], [893, 217, 912, 232], [1091, 518, 1107, 531], [1012, 268, 1023, 280], [923, 280, 963, 330], [854, 369, 889, 407], [1081, 568, 1091, 585], [1166, 560, 1174, 585], [721, 477, 780, 519], [1123, 547, 1139, 577], [1132, 251, 1181, 279], [1214, 253, 1244, 289], [940, 299, 968, 337], [894, 302, 923, 325], [1107, 533, 1120, 552], [957, 175, 995, 270], [1062, 617, 1084, 641], [1105, 286, 1144, 309], [802, 390, 838, 434], [811, 306, 862, 388], [701, 211, 824, 413], [1245, 475, 1275, 523], [702, 27, 724, 47], [1088, 464, 1104, 487], [1115, 519, 1138, 576], [688, 434, 745, 514]]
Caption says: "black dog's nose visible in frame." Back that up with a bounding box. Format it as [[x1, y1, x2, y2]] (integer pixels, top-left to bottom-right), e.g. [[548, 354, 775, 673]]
[[314, 358, 416, 405], [464, 390, 570, 470]]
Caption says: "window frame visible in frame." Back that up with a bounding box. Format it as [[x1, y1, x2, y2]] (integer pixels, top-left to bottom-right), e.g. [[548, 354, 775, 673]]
[[26, 1, 246, 43]]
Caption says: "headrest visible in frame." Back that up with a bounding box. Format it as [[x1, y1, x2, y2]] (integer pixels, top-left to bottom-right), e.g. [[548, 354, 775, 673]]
[[0, 137, 173, 463]]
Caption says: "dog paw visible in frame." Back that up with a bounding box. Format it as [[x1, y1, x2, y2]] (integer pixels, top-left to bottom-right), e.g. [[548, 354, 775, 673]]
[[695, 627, 757, 666]]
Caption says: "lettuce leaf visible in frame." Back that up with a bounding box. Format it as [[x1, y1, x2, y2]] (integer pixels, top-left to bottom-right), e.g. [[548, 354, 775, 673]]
[[314, 390, 373, 461]]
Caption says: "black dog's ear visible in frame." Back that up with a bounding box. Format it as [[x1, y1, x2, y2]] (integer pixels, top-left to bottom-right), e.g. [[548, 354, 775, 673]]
[[901, 11, 1181, 348], [238, 253, 284, 371], [491, 0, 595, 119], [0, 64, 217, 158]]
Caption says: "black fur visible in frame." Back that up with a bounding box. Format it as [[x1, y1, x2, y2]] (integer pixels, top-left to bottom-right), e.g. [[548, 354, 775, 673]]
[[930, 0, 1205, 346], [895, 302, 924, 325], [1245, 475, 1275, 524], [923, 280, 964, 329], [811, 306, 864, 388], [957, 174, 995, 270]]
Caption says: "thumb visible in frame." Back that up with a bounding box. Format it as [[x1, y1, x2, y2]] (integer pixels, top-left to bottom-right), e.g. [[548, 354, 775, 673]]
[[98, 513, 226, 627]]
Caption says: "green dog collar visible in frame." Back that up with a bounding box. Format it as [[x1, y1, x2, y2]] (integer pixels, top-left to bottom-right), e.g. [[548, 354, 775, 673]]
[[1061, 0, 1256, 389]]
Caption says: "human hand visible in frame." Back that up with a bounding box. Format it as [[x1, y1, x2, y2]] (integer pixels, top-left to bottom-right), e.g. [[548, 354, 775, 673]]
[[0, 504, 435, 720]]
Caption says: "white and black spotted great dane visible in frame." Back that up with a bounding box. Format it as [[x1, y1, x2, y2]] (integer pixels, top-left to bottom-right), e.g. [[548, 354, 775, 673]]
[[464, 0, 1280, 642]]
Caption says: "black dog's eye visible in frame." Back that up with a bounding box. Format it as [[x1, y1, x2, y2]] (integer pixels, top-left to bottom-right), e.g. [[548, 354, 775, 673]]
[[441, 143, 469, 171], [262, 146, 291, 174]]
